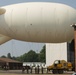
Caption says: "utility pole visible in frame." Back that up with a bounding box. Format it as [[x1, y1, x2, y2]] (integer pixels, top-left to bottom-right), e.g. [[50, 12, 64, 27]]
[[71, 24, 76, 72]]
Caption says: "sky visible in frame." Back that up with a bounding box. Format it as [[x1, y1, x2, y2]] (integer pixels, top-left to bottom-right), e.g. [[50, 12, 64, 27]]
[[0, 0, 76, 57]]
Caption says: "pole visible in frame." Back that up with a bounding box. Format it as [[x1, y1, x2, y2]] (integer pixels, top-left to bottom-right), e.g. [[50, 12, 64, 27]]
[[71, 24, 76, 72]]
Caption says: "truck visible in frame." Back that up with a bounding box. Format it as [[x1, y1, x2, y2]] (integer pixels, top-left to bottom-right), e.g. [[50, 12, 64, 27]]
[[47, 60, 73, 74]]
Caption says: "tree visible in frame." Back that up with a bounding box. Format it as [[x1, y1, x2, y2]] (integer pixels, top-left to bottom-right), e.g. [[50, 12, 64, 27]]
[[16, 50, 39, 62], [24, 50, 39, 62], [39, 45, 46, 62], [1, 55, 6, 58], [12, 56, 16, 60], [16, 53, 27, 62], [9, 45, 46, 62], [7, 53, 11, 59]]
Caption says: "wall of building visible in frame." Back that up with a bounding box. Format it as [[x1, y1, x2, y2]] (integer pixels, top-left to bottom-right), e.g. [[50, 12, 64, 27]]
[[67, 40, 74, 69], [46, 43, 67, 66]]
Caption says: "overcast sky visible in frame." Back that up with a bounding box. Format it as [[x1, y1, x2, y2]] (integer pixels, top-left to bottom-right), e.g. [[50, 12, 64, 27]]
[[0, 0, 76, 57]]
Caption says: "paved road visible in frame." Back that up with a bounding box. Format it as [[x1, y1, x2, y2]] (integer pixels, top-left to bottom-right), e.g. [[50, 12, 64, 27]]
[[0, 70, 74, 75], [0, 73, 72, 75]]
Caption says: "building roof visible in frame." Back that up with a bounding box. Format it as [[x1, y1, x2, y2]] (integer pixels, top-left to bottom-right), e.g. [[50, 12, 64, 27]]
[[0, 58, 22, 63]]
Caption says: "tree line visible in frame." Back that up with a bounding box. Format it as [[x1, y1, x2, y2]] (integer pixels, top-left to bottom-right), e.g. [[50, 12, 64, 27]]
[[1, 45, 46, 63]]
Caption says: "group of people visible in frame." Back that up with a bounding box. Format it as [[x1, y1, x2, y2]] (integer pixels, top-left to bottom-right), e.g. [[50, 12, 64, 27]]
[[22, 65, 44, 74]]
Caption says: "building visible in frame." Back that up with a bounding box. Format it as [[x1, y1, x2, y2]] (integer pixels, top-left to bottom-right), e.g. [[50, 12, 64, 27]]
[[67, 40, 74, 68], [46, 40, 74, 67], [0, 58, 23, 70], [46, 42, 67, 66]]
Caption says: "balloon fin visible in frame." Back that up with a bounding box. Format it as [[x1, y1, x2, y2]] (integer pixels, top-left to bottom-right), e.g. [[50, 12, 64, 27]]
[[0, 8, 6, 15], [0, 34, 11, 45]]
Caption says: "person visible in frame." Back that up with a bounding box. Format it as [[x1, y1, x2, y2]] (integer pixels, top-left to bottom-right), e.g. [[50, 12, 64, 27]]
[[22, 66, 25, 73], [41, 66, 43, 74], [35, 67, 37, 74], [37, 65, 39, 74], [30, 65, 32, 73]]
